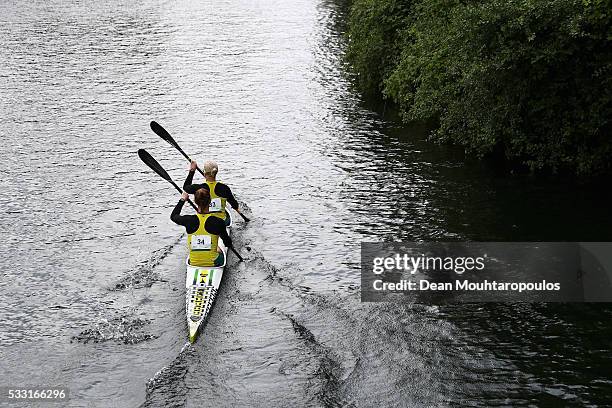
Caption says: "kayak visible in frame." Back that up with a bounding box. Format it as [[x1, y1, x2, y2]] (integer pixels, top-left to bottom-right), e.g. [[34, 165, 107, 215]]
[[185, 210, 232, 343]]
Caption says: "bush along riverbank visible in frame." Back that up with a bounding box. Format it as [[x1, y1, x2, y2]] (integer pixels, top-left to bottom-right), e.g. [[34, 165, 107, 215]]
[[346, 0, 612, 175]]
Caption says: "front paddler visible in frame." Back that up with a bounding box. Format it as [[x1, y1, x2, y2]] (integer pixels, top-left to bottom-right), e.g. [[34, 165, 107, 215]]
[[171, 189, 232, 267], [183, 160, 242, 224]]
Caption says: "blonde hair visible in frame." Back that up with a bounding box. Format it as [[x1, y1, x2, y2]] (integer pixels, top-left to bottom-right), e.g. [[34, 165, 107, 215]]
[[203, 161, 218, 176]]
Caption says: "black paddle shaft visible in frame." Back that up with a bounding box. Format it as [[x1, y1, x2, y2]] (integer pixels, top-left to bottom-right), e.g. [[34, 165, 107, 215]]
[[150, 121, 206, 177], [137, 149, 197, 211], [229, 246, 244, 262]]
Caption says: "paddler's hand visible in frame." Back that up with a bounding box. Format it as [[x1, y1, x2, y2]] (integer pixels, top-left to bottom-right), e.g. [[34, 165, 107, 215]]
[[189, 160, 197, 172], [181, 192, 189, 201]]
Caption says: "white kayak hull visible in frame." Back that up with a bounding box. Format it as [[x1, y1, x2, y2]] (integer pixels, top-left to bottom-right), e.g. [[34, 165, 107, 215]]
[[185, 211, 232, 343]]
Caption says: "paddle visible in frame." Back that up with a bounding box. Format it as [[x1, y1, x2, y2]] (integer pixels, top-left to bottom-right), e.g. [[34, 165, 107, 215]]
[[138, 148, 244, 262], [138, 149, 198, 211], [150, 121, 251, 223], [150, 121, 203, 175]]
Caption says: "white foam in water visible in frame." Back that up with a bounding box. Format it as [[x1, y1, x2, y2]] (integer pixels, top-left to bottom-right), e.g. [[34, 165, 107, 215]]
[[179, 342, 191, 354]]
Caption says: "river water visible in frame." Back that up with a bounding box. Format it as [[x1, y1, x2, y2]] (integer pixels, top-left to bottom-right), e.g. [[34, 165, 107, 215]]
[[1, 0, 611, 407]]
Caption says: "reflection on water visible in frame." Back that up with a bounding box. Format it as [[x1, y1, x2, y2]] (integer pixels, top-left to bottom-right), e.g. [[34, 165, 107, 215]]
[[0, 0, 610, 406]]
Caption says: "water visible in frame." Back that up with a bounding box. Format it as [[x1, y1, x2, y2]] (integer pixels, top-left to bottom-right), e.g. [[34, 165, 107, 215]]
[[1, 0, 611, 407]]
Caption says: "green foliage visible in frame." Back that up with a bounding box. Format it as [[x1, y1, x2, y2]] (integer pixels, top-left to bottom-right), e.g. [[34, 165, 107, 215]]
[[346, 0, 415, 98], [346, 0, 612, 174]]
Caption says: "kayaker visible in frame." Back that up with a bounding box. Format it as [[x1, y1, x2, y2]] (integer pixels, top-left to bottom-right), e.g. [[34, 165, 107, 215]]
[[171, 189, 232, 267], [183, 160, 241, 224]]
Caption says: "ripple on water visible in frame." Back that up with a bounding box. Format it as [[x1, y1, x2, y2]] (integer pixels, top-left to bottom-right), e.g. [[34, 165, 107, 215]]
[[71, 315, 157, 345]]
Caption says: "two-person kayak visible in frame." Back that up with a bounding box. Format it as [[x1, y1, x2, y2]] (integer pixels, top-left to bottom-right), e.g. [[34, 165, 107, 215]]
[[138, 121, 248, 344]]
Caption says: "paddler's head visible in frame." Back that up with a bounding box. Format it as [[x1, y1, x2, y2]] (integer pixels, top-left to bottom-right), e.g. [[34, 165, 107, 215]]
[[194, 189, 211, 214], [203, 161, 218, 181]]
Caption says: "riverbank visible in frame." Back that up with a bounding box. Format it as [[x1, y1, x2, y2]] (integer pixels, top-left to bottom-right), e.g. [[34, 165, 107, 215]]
[[345, 0, 612, 176]]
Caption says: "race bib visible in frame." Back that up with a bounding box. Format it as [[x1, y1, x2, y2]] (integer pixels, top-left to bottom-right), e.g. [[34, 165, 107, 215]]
[[191, 235, 212, 251], [209, 198, 222, 212]]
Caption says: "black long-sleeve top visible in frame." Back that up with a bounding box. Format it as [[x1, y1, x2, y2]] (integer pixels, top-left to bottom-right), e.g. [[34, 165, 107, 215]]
[[170, 199, 232, 248], [182, 170, 239, 209]]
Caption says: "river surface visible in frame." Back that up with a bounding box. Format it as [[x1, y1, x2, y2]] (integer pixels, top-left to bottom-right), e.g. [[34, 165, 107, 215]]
[[1, 0, 611, 407]]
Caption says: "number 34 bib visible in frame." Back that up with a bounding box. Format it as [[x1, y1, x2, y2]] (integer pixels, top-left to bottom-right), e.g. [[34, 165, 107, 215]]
[[191, 235, 212, 251]]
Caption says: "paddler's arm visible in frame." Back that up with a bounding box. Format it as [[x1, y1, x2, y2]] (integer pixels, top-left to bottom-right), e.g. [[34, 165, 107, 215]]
[[170, 193, 199, 233], [182, 161, 197, 190], [183, 162, 210, 194], [184, 183, 209, 194], [205, 216, 233, 249], [217, 183, 240, 211]]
